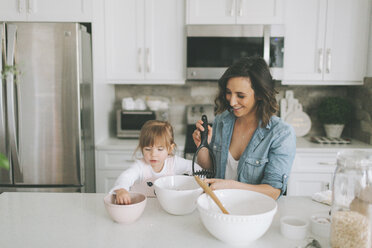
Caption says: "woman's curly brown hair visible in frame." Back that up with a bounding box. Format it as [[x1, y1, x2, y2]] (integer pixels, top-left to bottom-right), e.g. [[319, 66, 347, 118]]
[[215, 56, 278, 127]]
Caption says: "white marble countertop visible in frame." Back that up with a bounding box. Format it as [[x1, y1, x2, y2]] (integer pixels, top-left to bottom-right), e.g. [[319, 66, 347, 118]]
[[96, 135, 372, 152], [0, 192, 331, 248]]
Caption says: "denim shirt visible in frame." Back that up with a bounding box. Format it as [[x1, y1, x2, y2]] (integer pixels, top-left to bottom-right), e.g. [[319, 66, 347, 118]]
[[210, 110, 296, 196]]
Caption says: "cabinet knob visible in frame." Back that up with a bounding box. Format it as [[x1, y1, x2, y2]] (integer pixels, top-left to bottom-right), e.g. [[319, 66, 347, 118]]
[[191, 71, 196, 76]]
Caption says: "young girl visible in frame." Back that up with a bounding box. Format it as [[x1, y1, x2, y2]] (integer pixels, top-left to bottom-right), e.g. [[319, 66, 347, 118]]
[[110, 120, 201, 205]]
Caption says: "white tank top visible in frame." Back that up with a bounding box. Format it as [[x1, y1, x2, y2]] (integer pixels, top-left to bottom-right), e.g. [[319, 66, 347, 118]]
[[225, 151, 239, 180]]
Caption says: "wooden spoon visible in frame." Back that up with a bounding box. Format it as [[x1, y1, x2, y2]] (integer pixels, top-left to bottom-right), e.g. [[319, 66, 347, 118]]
[[194, 176, 229, 214]]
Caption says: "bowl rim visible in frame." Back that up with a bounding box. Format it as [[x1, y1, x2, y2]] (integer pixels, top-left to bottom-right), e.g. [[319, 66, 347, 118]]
[[280, 215, 309, 228], [197, 189, 278, 218], [154, 175, 203, 193], [104, 192, 147, 208]]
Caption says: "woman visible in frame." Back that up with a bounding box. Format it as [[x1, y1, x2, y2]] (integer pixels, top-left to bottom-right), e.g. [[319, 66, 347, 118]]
[[192, 56, 296, 200]]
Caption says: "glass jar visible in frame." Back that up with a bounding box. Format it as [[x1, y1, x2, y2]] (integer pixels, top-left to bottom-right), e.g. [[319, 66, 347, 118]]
[[331, 150, 372, 248]]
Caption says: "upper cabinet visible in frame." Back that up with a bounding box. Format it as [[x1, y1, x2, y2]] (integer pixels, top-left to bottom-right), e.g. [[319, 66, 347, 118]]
[[283, 0, 371, 85], [186, 0, 284, 24], [102, 0, 185, 84], [0, 0, 92, 22]]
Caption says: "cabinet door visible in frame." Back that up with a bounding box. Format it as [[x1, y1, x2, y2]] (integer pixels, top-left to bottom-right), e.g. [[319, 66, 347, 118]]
[[283, 0, 327, 82], [186, 0, 235, 24], [26, 0, 92, 22], [287, 173, 333, 196], [104, 0, 145, 82], [145, 0, 184, 82], [237, 0, 283, 24], [323, 0, 370, 82], [96, 170, 122, 193], [0, 0, 27, 21]]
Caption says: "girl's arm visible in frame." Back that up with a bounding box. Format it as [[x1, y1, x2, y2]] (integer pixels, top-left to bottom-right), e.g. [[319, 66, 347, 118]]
[[109, 162, 141, 194], [174, 155, 202, 175]]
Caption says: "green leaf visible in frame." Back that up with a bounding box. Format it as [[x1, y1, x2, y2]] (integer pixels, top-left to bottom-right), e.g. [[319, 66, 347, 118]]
[[0, 153, 10, 170]]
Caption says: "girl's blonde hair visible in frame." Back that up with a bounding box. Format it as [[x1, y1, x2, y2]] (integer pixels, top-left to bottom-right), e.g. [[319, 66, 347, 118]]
[[134, 120, 176, 156]]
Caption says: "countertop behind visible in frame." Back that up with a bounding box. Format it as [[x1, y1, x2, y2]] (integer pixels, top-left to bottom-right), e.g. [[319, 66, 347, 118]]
[[96, 135, 372, 151]]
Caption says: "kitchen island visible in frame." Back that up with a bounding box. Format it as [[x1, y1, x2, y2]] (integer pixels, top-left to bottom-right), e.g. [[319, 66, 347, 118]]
[[0, 192, 331, 248]]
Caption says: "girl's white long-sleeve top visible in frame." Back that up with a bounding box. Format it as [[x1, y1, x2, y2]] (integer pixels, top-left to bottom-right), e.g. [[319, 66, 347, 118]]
[[109, 155, 201, 195]]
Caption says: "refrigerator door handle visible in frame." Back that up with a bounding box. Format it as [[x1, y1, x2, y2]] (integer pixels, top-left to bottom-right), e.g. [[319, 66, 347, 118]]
[[0, 24, 7, 157], [6, 24, 22, 182]]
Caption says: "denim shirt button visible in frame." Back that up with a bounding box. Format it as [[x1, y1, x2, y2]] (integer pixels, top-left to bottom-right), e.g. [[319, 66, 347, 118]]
[[256, 160, 259, 164], [283, 174, 287, 178]]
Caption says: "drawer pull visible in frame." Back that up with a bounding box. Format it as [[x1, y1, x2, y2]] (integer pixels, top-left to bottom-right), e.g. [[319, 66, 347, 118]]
[[318, 162, 336, 166]]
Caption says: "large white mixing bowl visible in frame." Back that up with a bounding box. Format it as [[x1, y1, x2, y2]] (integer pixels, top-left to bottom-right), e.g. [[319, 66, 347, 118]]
[[154, 175, 203, 215], [197, 189, 277, 246]]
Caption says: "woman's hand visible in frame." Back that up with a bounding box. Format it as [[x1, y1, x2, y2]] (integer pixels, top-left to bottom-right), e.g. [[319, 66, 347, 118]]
[[204, 178, 235, 190], [192, 119, 213, 147], [114, 189, 131, 205]]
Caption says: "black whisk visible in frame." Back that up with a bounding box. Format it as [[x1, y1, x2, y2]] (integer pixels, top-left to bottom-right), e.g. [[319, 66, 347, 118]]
[[192, 115, 216, 178]]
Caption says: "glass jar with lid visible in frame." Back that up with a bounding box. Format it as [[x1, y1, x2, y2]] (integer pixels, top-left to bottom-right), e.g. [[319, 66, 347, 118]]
[[331, 150, 372, 248]]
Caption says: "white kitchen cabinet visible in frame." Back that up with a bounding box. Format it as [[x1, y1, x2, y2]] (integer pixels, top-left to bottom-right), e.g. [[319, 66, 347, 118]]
[[103, 0, 185, 84], [283, 0, 371, 85], [0, 0, 92, 22], [286, 151, 337, 196], [186, 0, 284, 24], [95, 150, 136, 193]]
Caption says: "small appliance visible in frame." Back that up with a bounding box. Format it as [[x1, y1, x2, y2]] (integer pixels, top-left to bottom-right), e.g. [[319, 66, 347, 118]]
[[117, 109, 169, 138]]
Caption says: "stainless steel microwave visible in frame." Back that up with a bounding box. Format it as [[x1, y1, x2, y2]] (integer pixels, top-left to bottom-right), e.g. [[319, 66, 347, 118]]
[[117, 109, 169, 138], [117, 110, 156, 138], [186, 25, 284, 80]]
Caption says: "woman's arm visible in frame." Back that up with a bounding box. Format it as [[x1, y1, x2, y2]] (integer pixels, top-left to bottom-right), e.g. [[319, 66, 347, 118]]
[[204, 178, 280, 200]]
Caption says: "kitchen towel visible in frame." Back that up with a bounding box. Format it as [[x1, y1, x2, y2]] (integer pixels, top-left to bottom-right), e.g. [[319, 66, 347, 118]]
[[312, 190, 332, 206]]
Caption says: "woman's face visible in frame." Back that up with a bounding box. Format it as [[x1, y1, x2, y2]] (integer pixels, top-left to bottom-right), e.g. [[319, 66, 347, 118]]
[[225, 77, 257, 118]]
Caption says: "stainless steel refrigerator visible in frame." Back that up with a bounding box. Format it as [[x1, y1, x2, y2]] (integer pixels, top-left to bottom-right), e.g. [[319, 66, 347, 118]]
[[0, 23, 95, 192]]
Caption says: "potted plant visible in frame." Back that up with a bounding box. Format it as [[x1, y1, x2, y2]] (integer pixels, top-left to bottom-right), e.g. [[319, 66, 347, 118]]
[[317, 97, 353, 138]]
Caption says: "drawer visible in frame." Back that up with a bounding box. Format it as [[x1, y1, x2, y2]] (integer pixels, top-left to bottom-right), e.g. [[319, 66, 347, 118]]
[[96, 150, 135, 170], [292, 152, 337, 173]]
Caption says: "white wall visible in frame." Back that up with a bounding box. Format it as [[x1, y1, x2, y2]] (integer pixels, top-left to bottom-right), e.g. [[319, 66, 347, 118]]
[[92, 0, 115, 144]]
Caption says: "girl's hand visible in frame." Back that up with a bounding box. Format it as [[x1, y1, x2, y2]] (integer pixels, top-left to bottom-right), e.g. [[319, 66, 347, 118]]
[[115, 189, 131, 205], [204, 178, 235, 190], [192, 120, 213, 147]]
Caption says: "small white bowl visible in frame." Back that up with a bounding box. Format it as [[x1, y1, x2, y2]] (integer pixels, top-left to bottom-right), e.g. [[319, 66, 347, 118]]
[[197, 189, 277, 246], [310, 213, 331, 238], [154, 175, 203, 215], [280, 216, 308, 240], [104, 193, 147, 224]]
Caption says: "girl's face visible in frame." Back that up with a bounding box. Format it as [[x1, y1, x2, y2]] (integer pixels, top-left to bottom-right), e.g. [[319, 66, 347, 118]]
[[142, 142, 174, 172], [225, 77, 257, 118]]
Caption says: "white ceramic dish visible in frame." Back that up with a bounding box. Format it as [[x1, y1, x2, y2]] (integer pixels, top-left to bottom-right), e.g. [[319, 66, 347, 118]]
[[197, 189, 277, 246], [104, 193, 147, 224], [280, 216, 308, 240], [310, 212, 331, 238], [154, 175, 203, 215]]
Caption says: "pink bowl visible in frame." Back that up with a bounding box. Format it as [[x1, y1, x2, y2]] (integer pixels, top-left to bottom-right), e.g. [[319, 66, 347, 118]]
[[104, 193, 147, 224]]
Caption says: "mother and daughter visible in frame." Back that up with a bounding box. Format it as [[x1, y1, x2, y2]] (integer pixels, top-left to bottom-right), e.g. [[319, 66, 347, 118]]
[[110, 56, 296, 204]]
